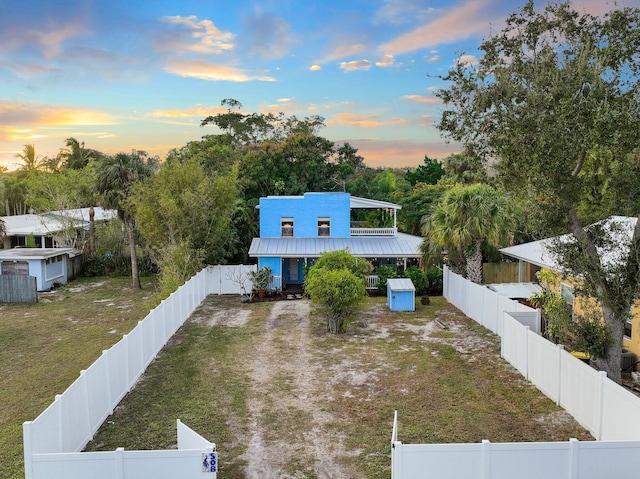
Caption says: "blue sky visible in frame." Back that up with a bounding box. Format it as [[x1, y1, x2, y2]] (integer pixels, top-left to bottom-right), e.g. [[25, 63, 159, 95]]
[[1, 0, 637, 171]]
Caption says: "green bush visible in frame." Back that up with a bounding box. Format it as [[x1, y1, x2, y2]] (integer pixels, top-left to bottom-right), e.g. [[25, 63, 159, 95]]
[[305, 267, 367, 333], [424, 266, 443, 295], [374, 265, 399, 294], [402, 265, 428, 296]]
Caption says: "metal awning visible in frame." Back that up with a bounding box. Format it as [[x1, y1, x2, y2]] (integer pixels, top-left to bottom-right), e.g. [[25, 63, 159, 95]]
[[249, 233, 422, 258]]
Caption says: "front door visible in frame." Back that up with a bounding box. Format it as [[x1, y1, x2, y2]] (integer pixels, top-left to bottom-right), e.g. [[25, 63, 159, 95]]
[[283, 258, 303, 284]]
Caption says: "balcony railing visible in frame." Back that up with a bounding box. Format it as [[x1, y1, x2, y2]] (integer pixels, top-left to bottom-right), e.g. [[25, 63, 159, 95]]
[[350, 227, 396, 236]]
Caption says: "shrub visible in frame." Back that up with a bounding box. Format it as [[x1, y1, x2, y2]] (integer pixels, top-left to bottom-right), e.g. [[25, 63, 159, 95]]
[[374, 265, 399, 294], [305, 267, 366, 333]]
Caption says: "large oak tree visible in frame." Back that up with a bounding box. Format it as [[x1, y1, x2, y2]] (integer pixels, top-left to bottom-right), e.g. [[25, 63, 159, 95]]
[[436, 1, 640, 382]]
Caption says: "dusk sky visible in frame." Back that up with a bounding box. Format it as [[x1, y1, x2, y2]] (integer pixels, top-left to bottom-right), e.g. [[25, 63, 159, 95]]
[[1, 0, 637, 171]]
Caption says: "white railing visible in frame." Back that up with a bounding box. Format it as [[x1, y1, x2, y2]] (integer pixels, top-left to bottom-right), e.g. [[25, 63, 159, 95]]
[[268, 275, 283, 292], [365, 275, 379, 289], [350, 227, 396, 236], [391, 266, 640, 479]]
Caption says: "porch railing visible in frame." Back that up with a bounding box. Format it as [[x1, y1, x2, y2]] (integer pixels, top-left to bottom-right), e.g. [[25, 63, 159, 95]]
[[365, 275, 379, 289], [351, 227, 396, 236]]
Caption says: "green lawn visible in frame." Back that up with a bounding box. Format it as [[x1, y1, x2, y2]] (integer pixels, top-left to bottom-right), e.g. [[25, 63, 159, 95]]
[[0, 276, 159, 479]]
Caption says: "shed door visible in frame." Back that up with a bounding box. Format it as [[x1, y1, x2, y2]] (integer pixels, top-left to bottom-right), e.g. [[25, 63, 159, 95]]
[[1, 261, 29, 275]]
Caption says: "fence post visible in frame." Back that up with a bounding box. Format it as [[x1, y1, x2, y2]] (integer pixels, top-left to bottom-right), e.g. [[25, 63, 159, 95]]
[[80, 370, 92, 449], [524, 326, 530, 381], [556, 344, 563, 406], [103, 350, 114, 415], [481, 440, 491, 479], [596, 370, 607, 440], [115, 447, 125, 479], [23, 422, 33, 479], [569, 438, 579, 479]]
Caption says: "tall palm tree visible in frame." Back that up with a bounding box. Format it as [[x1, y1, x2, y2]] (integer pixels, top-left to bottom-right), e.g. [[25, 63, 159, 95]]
[[59, 137, 94, 170], [14, 144, 46, 172], [421, 183, 516, 284], [95, 151, 155, 289]]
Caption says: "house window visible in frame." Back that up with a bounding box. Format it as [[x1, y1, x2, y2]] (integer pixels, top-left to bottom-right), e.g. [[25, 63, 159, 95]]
[[560, 283, 574, 316], [318, 217, 330, 237], [281, 217, 294, 237], [625, 319, 633, 339]]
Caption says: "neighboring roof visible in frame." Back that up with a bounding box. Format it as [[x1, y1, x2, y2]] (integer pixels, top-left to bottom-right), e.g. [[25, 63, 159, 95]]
[[487, 282, 543, 299], [2, 207, 117, 236], [249, 232, 422, 258], [47, 207, 117, 222], [0, 247, 80, 260], [387, 278, 415, 291], [500, 216, 638, 271], [2, 214, 69, 236]]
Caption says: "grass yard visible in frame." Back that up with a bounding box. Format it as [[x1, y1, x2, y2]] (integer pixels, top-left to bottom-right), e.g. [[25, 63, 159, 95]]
[[85, 294, 592, 478], [0, 276, 159, 479]]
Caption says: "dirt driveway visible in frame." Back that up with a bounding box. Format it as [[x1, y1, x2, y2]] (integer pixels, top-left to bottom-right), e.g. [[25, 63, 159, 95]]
[[185, 296, 590, 479]]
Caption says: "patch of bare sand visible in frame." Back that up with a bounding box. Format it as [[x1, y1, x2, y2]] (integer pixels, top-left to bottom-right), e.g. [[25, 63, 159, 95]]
[[189, 297, 251, 327], [241, 300, 356, 479]]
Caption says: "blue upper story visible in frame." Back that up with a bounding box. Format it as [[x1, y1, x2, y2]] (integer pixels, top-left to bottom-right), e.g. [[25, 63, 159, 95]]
[[258, 192, 352, 238]]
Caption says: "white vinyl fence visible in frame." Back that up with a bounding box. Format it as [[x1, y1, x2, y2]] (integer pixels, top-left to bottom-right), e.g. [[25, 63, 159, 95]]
[[23, 265, 254, 479], [391, 266, 640, 479]]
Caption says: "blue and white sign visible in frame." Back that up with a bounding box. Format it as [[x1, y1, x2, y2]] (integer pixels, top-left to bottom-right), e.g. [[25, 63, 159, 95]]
[[202, 452, 217, 473]]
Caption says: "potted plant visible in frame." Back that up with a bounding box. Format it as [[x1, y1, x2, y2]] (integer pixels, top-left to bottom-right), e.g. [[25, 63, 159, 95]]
[[249, 266, 272, 298]]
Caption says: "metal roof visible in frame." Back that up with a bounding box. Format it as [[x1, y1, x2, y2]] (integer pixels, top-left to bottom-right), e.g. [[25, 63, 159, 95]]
[[0, 247, 80, 260], [349, 196, 401, 210], [486, 282, 543, 299], [387, 278, 415, 291], [249, 232, 422, 258], [500, 216, 638, 270], [2, 208, 117, 236]]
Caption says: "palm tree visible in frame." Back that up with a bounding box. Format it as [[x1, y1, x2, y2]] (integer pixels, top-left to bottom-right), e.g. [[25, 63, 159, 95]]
[[14, 144, 46, 172], [421, 183, 516, 284], [59, 137, 94, 170], [95, 151, 155, 289]]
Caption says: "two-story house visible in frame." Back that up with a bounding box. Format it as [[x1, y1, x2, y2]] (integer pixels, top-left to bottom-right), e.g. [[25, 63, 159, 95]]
[[248, 192, 423, 289]]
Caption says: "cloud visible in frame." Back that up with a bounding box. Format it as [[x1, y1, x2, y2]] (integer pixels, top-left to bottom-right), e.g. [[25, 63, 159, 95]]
[[161, 16, 235, 54], [455, 54, 479, 66], [241, 12, 294, 59], [329, 112, 406, 128], [320, 43, 366, 63], [375, 54, 395, 67], [339, 60, 372, 72], [164, 59, 276, 82], [402, 95, 442, 105], [309, 64, 322, 71], [146, 105, 227, 119], [378, 0, 497, 55]]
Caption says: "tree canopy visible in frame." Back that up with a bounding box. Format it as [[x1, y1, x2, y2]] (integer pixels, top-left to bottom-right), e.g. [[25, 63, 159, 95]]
[[436, 0, 640, 381]]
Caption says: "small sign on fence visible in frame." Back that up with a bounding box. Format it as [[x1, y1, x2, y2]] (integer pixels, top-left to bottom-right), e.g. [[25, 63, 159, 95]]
[[202, 452, 218, 473]]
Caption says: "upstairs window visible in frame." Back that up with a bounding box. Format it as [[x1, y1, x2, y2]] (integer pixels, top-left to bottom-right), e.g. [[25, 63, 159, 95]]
[[281, 217, 294, 237], [318, 217, 330, 237]]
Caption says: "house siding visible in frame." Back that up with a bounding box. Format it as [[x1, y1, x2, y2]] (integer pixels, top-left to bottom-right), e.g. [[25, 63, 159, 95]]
[[258, 192, 351, 238]]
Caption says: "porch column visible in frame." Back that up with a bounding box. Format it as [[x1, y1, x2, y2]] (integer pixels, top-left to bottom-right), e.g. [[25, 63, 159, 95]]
[[518, 260, 524, 282]]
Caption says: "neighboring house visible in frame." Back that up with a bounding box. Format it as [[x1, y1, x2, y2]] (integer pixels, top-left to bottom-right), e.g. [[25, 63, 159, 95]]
[[500, 216, 640, 365], [248, 192, 423, 289], [0, 207, 116, 250], [0, 247, 80, 291]]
